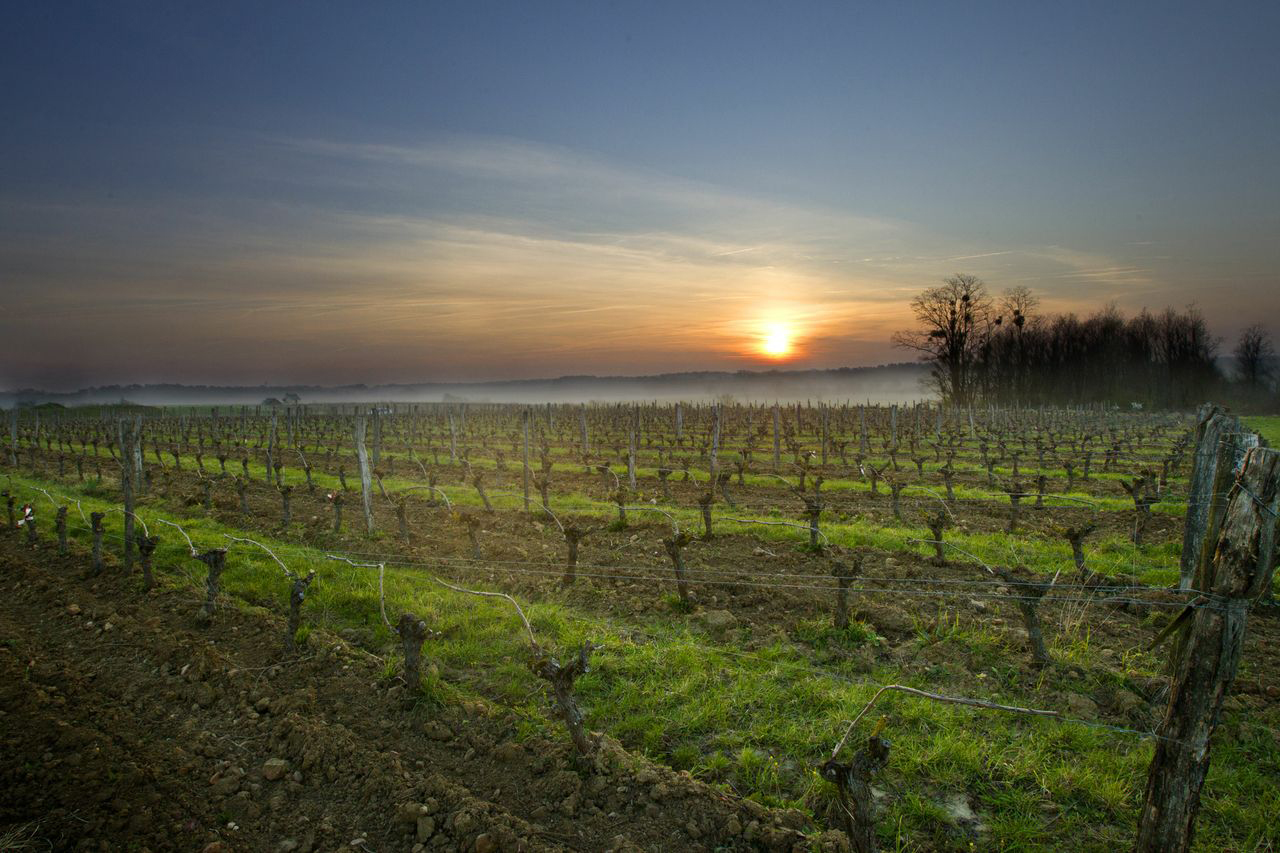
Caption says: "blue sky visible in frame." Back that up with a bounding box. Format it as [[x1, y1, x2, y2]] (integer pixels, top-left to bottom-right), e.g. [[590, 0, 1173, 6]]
[[3, 1, 1277, 388]]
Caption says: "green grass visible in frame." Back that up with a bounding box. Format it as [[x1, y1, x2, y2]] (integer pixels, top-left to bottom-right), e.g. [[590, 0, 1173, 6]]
[[1244, 415, 1280, 446], [5, 468, 1276, 851], [57, 438, 1184, 587]]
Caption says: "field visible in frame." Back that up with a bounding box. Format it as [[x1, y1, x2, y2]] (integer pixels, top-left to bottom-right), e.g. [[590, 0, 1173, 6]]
[[1247, 415, 1280, 447], [2, 402, 1278, 852]]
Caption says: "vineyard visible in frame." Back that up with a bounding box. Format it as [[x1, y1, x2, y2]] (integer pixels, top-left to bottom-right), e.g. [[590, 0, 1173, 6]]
[[2, 401, 1278, 852]]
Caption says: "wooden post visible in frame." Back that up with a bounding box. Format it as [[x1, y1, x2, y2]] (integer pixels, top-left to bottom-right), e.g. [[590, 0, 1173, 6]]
[[820, 404, 829, 466], [627, 405, 638, 490], [117, 420, 135, 571], [132, 414, 144, 492], [772, 403, 781, 471], [579, 403, 589, 455], [522, 408, 531, 512], [674, 402, 683, 440], [709, 403, 721, 484], [1179, 406, 1257, 590], [447, 409, 458, 464], [265, 411, 278, 487], [1137, 446, 1280, 851], [353, 416, 375, 534]]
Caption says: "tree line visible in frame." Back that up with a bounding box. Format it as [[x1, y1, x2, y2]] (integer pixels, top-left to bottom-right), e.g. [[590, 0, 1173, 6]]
[[893, 274, 1275, 409]]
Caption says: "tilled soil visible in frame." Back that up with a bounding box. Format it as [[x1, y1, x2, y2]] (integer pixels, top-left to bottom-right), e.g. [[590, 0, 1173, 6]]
[[0, 537, 850, 853]]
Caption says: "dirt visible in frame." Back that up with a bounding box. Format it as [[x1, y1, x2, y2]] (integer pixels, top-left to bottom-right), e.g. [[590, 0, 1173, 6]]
[[0, 536, 851, 852], [17, 449, 1195, 665], [107, 465, 1183, 656]]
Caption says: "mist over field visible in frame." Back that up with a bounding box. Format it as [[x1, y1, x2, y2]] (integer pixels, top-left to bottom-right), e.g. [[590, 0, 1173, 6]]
[[0, 364, 930, 408]]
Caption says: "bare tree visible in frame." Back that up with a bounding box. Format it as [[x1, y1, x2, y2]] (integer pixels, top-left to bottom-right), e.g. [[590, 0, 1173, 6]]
[[998, 285, 1039, 321], [1233, 324, 1274, 389], [892, 274, 992, 406]]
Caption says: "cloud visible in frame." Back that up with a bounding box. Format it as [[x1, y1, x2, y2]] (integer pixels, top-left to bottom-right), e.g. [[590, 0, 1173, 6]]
[[2, 130, 1231, 387]]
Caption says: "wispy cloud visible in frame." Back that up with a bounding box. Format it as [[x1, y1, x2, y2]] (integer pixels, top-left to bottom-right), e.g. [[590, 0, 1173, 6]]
[[0, 130, 1235, 388]]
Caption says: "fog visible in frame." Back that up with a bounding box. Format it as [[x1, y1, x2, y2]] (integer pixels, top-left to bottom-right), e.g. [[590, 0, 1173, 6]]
[[2, 364, 932, 409]]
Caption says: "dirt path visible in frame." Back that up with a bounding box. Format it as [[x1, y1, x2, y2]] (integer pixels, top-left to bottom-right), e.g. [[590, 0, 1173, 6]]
[[0, 538, 847, 852]]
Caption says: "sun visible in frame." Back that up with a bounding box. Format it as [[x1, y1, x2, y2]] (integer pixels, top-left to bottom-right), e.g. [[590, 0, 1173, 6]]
[[760, 324, 792, 359]]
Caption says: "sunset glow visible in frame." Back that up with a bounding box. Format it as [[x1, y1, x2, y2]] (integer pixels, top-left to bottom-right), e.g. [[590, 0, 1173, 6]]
[[760, 324, 793, 359], [1, 4, 1275, 392]]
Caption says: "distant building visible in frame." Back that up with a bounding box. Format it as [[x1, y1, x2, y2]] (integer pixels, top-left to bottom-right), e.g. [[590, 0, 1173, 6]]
[[283, 392, 301, 404]]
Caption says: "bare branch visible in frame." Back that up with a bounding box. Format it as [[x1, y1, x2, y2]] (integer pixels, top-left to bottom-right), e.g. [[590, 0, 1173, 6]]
[[724, 516, 829, 544], [401, 484, 452, 509], [116, 508, 150, 537], [325, 554, 392, 631], [156, 518, 198, 556], [621, 505, 679, 534], [225, 534, 295, 578], [832, 684, 1061, 759], [426, 574, 538, 652]]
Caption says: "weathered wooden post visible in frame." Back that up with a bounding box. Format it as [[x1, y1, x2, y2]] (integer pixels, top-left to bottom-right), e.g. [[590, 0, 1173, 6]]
[[265, 411, 278, 487], [131, 414, 144, 493], [353, 416, 375, 534], [1179, 406, 1258, 590], [118, 421, 135, 572], [773, 403, 781, 470], [1137, 446, 1280, 851], [447, 409, 458, 465], [709, 402, 721, 484], [522, 408, 531, 512], [627, 405, 638, 491], [820, 403, 829, 466]]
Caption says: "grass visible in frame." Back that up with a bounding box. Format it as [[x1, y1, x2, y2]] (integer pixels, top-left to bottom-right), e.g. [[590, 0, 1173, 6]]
[[1244, 414, 1280, 446], [5, 467, 1277, 851], [64, 442, 1187, 589]]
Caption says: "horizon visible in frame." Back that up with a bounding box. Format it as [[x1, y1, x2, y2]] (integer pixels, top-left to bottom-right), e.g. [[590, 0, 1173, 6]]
[[4, 2, 1279, 391], [2, 361, 934, 407]]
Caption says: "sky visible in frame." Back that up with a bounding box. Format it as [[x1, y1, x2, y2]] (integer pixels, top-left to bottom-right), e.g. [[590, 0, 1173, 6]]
[[2, 1, 1278, 390]]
